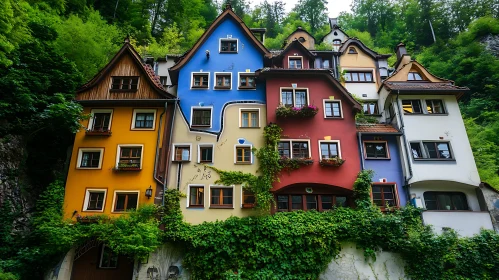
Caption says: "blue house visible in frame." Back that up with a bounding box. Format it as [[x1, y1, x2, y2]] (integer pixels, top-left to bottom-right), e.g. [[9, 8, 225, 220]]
[[357, 124, 407, 208]]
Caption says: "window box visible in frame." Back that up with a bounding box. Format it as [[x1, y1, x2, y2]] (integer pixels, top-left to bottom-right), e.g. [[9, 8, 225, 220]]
[[116, 146, 142, 171], [85, 129, 112, 136], [276, 105, 318, 118], [278, 156, 314, 168], [87, 109, 113, 135], [114, 162, 141, 171], [319, 157, 345, 167], [242, 203, 255, 209]]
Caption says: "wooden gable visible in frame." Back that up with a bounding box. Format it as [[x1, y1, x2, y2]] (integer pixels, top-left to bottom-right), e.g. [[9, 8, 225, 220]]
[[386, 61, 447, 83]]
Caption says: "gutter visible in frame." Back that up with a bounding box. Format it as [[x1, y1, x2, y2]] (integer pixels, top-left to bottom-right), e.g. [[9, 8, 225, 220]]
[[395, 90, 413, 203], [153, 102, 168, 185], [163, 99, 179, 205], [358, 132, 365, 170]]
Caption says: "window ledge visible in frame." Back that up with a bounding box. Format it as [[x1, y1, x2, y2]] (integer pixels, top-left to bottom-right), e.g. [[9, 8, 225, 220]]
[[235, 162, 252, 165], [82, 210, 104, 212], [109, 89, 137, 93], [345, 81, 375, 83], [191, 125, 211, 128], [404, 113, 449, 116], [85, 130, 112, 136], [199, 161, 213, 164], [214, 86, 231, 90], [413, 158, 456, 162], [220, 51, 238, 54], [191, 86, 209, 89], [187, 206, 205, 209], [324, 117, 344, 120], [76, 167, 101, 170], [173, 160, 191, 163], [238, 87, 256, 90], [113, 167, 142, 172], [209, 206, 234, 209], [131, 128, 155, 131], [239, 126, 260, 129], [365, 157, 390, 160]]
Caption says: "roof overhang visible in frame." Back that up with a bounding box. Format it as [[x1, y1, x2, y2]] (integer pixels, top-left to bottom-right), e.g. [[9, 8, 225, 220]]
[[76, 99, 177, 107]]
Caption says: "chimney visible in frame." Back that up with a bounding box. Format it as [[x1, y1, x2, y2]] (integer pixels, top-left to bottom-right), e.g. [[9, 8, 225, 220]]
[[329, 18, 338, 29], [396, 42, 407, 61]]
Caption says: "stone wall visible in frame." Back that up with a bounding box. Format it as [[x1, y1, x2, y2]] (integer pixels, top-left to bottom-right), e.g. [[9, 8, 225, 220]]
[[478, 183, 499, 233]]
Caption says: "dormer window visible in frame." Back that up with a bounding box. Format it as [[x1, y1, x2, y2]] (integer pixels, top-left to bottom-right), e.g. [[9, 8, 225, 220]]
[[333, 39, 341, 46], [220, 39, 237, 53], [408, 72, 424, 81], [110, 76, 138, 92], [348, 47, 357, 54], [298, 37, 306, 43], [289, 57, 303, 69]]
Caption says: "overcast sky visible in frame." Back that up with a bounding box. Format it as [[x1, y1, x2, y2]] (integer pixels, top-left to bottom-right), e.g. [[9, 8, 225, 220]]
[[249, 0, 353, 18]]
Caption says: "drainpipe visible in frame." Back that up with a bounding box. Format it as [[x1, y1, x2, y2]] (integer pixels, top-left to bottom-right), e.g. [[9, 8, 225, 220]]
[[163, 99, 178, 206], [153, 102, 168, 185], [395, 90, 413, 203], [358, 132, 365, 170]]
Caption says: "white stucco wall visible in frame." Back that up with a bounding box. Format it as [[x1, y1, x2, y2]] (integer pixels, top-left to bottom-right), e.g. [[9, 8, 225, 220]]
[[156, 57, 177, 86], [345, 83, 379, 100], [422, 211, 493, 237], [322, 29, 349, 45]]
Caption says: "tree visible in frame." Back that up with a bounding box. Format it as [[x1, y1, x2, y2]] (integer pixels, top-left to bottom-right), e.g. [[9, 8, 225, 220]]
[[293, 0, 329, 33], [0, 0, 30, 67]]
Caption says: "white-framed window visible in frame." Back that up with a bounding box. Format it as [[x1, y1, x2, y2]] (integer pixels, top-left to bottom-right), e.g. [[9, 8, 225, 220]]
[[234, 144, 253, 164], [131, 109, 157, 130], [318, 140, 342, 159], [172, 143, 192, 162], [76, 148, 104, 169], [238, 72, 256, 89], [197, 144, 214, 163], [112, 190, 139, 212], [344, 71, 374, 82], [99, 245, 118, 268], [187, 184, 205, 208], [278, 139, 311, 159], [82, 188, 107, 212], [87, 109, 113, 133], [280, 88, 309, 108], [209, 185, 234, 208], [214, 72, 232, 89], [191, 72, 209, 89], [239, 108, 260, 128], [402, 99, 446, 115], [220, 38, 238, 53], [410, 141, 454, 160], [116, 144, 144, 170], [190, 106, 213, 128], [323, 100, 343, 118], [288, 56, 303, 69]]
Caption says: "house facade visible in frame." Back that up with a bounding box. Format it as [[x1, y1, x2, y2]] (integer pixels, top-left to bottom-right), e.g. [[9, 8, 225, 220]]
[[166, 4, 270, 224]]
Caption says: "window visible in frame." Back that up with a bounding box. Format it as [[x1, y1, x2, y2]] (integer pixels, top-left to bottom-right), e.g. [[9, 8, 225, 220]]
[[215, 73, 231, 89], [402, 100, 423, 114], [191, 108, 212, 127], [189, 186, 204, 207], [77, 148, 104, 169], [242, 189, 255, 207], [131, 109, 156, 130], [191, 73, 209, 89], [363, 102, 379, 115], [88, 109, 113, 133], [348, 47, 357, 54], [344, 71, 373, 82], [220, 39, 237, 53], [426, 100, 445, 114], [408, 72, 424, 81], [235, 146, 251, 164], [110, 76, 138, 91], [371, 184, 398, 208], [324, 101, 342, 118], [113, 192, 138, 212], [410, 141, 453, 160], [83, 189, 107, 211], [278, 140, 310, 159], [333, 39, 341, 46], [99, 245, 118, 268], [364, 142, 389, 159], [117, 146, 142, 169], [277, 194, 347, 212], [240, 110, 259, 128], [423, 192, 469, 210], [319, 142, 339, 159], [210, 187, 233, 208], [289, 57, 303, 69], [198, 145, 213, 163], [239, 73, 256, 89], [173, 145, 191, 162], [280, 89, 308, 108], [160, 76, 168, 87]]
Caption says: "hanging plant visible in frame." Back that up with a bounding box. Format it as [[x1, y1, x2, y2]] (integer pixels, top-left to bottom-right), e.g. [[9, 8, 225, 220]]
[[276, 104, 319, 118], [319, 157, 345, 167]]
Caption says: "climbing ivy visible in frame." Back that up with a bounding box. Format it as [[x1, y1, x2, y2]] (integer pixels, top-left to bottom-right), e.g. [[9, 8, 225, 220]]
[[353, 169, 374, 209]]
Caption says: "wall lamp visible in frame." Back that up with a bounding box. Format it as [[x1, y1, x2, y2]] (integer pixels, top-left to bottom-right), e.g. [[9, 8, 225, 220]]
[[145, 186, 153, 199]]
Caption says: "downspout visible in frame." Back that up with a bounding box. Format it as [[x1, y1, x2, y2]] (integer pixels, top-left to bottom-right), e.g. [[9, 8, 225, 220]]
[[163, 99, 178, 206], [358, 132, 365, 170], [153, 102, 167, 185], [395, 90, 413, 203]]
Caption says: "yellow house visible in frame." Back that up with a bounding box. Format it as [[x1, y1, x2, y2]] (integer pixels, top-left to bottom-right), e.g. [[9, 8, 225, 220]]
[[63, 40, 177, 220]]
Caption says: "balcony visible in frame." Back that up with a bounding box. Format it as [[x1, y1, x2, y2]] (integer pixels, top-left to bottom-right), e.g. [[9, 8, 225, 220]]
[[422, 210, 493, 237]]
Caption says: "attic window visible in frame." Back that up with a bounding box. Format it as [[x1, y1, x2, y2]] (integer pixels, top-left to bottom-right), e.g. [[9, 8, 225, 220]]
[[333, 39, 341, 46], [110, 77, 139, 92], [220, 39, 237, 53], [408, 72, 424, 81], [348, 47, 357, 54], [298, 37, 306, 43]]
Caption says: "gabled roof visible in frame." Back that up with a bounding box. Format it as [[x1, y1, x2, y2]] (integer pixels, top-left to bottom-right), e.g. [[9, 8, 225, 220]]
[[277, 39, 315, 59], [169, 4, 270, 72], [256, 68, 362, 111], [319, 24, 349, 43], [77, 41, 175, 99], [339, 38, 391, 59], [356, 124, 401, 134], [285, 27, 317, 44]]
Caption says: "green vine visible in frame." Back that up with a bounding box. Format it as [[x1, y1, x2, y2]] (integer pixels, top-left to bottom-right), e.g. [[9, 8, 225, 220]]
[[353, 169, 374, 209]]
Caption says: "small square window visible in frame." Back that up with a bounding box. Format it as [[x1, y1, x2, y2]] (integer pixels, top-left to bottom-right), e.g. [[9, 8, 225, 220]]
[[426, 100, 445, 114], [110, 76, 139, 91], [189, 186, 204, 207], [199, 146, 213, 163], [83, 189, 107, 211], [117, 146, 142, 170], [132, 109, 156, 130], [402, 100, 423, 114], [192, 108, 212, 127], [320, 142, 339, 159], [77, 148, 104, 169], [363, 102, 379, 114], [239, 74, 256, 89], [174, 146, 191, 162], [215, 73, 231, 89], [210, 187, 233, 208], [364, 142, 389, 159], [113, 192, 138, 212], [289, 57, 302, 69], [192, 73, 209, 88], [324, 101, 342, 118], [99, 245, 118, 268], [292, 142, 309, 158], [372, 184, 398, 209], [221, 39, 237, 53], [240, 110, 259, 128], [236, 146, 251, 164]]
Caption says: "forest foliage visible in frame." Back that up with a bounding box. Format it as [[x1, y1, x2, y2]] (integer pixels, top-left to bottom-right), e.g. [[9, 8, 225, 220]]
[[1, 0, 499, 278]]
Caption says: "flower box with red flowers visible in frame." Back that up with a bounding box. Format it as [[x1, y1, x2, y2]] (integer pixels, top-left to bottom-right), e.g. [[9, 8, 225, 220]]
[[276, 105, 319, 118], [319, 157, 345, 167]]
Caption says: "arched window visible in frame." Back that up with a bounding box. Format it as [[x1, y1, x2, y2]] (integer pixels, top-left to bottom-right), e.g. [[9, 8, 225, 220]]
[[348, 47, 357, 54]]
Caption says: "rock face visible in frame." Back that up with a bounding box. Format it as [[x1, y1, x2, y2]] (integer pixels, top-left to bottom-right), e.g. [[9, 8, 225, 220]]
[[481, 34, 499, 57], [0, 135, 31, 233]]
